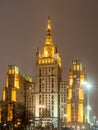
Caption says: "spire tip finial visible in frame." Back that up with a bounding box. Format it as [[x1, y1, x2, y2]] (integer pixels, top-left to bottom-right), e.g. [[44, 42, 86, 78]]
[[45, 16, 53, 45], [47, 16, 51, 31]]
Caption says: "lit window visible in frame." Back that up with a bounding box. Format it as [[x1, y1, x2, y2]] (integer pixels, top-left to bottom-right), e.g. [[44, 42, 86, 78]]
[[77, 65, 80, 70], [12, 90, 16, 102], [3, 90, 6, 101], [42, 59, 44, 64], [73, 65, 76, 70], [39, 60, 41, 64], [6, 76, 8, 88], [15, 67, 19, 74], [12, 69, 14, 74], [14, 75, 19, 89], [82, 126, 85, 129], [9, 69, 11, 74]]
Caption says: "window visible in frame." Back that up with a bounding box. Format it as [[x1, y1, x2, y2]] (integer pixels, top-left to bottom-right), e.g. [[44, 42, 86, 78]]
[[12, 90, 16, 102]]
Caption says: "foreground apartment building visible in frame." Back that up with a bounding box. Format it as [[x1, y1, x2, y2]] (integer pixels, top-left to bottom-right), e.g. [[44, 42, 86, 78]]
[[0, 18, 90, 130]]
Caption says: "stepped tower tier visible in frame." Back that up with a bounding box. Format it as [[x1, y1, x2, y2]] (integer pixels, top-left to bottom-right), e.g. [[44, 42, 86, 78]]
[[36, 17, 61, 68]]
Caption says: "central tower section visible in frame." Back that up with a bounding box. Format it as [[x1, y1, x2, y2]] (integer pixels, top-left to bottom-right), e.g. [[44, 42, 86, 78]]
[[35, 17, 62, 127]]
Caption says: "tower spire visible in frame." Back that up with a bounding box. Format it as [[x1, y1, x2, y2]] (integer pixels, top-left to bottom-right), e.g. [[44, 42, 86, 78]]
[[45, 17, 53, 45]]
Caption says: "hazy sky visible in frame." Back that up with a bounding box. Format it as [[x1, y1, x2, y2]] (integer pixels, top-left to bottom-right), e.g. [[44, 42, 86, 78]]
[[0, 0, 98, 119]]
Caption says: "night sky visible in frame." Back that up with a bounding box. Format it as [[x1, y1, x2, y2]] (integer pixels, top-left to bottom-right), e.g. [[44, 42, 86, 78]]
[[0, 1, 98, 120]]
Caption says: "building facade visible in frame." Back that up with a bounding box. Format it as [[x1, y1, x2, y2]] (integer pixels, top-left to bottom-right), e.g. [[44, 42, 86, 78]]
[[0, 18, 90, 130], [25, 75, 35, 120], [35, 17, 62, 128], [3, 65, 25, 104], [0, 65, 34, 128]]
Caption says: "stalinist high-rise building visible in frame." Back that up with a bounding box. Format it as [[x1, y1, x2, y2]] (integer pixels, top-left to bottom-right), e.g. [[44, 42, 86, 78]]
[[34, 18, 89, 130], [0, 17, 90, 130]]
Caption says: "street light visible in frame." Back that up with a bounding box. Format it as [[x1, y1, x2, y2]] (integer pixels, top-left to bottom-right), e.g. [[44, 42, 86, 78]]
[[87, 105, 92, 111], [81, 81, 91, 89]]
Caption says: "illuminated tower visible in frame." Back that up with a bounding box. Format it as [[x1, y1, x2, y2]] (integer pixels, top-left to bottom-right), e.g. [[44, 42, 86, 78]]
[[2, 65, 25, 122], [65, 60, 90, 130], [35, 17, 62, 128], [3, 65, 25, 103]]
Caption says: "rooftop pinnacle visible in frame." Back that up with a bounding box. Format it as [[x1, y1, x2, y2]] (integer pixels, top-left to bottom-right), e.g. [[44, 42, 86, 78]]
[[45, 17, 53, 45]]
